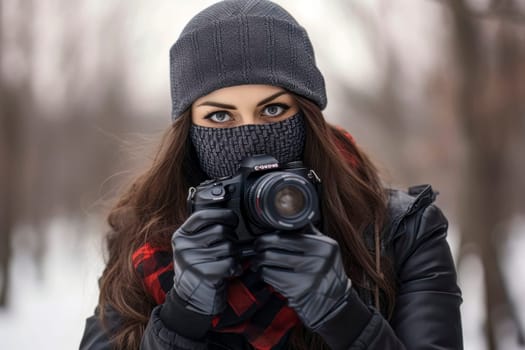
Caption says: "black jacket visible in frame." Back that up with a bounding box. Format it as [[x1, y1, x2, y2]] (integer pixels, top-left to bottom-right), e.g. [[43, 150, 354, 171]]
[[80, 185, 463, 349]]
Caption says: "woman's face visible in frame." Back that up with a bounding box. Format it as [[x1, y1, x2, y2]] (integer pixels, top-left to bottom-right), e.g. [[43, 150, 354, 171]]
[[191, 84, 300, 128]]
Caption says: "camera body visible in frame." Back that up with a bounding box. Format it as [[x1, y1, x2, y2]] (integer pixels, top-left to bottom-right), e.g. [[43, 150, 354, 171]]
[[187, 155, 321, 256]]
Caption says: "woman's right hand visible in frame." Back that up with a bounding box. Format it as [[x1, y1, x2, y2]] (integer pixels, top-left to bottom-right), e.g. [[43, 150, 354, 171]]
[[172, 208, 240, 316]]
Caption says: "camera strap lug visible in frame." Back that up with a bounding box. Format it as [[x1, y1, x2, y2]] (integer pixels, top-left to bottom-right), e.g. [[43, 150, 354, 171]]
[[308, 170, 321, 184], [187, 187, 196, 215]]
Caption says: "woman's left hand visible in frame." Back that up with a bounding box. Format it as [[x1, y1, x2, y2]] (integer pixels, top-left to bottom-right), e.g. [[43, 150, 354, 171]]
[[251, 225, 352, 330]]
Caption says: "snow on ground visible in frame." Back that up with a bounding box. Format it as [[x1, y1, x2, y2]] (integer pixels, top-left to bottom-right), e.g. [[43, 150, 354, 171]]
[[0, 216, 524, 349], [0, 217, 105, 350]]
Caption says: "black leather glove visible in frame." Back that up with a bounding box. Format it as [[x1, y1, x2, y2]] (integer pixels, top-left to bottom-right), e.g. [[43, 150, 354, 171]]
[[252, 225, 352, 330], [172, 208, 241, 316]]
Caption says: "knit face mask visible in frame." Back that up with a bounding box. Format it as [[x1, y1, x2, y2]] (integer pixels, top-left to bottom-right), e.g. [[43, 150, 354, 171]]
[[190, 113, 306, 179]]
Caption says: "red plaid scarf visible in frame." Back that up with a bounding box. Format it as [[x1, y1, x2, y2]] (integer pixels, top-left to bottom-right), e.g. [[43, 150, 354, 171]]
[[133, 242, 300, 350]]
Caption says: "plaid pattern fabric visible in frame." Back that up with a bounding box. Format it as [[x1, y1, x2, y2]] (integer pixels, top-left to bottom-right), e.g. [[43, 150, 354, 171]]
[[334, 126, 358, 168], [132, 243, 300, 350]]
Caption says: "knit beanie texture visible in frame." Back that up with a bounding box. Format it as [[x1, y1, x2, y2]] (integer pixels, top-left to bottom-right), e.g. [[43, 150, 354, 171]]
[[169, 0, 327, 121]]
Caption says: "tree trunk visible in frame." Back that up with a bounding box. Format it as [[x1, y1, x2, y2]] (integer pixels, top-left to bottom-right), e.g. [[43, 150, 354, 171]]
[[0, 0, 35, 307], [0, 0, 11, 308], [0, 86, 19, 307], [448, 0, 525, 348]]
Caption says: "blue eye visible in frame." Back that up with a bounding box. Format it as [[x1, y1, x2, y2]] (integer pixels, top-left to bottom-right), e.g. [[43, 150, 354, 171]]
[[263, 104, 289, 117], [205, 111, 232, 123]]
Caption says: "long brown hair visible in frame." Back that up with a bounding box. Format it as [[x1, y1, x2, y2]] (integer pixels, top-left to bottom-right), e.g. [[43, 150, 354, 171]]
[[98, 95, 395, 349]]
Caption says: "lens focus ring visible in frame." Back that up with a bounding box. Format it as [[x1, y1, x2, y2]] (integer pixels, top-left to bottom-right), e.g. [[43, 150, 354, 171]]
[[246, 172, 318, 231]]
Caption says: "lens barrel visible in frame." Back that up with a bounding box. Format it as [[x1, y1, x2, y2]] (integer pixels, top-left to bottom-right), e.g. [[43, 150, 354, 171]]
[[246, 171, 318, 230]]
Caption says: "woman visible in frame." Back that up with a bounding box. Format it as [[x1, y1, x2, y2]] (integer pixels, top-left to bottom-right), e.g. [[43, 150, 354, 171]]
[[80, 0, 463, 349]]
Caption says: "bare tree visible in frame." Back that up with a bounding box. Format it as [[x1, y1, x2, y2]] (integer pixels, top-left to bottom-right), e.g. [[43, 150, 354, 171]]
[[439, 0, 525, 348], [0, 0, 14, 307], [0, 0, 137, 306], [0, 0, 36, 307]]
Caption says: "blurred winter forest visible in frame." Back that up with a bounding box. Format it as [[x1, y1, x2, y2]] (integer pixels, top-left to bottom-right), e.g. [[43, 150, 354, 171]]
[[1, 0, 524, 349]]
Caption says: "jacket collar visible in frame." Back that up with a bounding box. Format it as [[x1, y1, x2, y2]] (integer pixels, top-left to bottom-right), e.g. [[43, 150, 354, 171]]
[[384, 184, 438, 244]]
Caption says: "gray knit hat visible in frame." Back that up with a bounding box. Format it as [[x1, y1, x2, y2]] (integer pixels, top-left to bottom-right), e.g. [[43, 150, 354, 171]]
[[169, 0, 327, 121]]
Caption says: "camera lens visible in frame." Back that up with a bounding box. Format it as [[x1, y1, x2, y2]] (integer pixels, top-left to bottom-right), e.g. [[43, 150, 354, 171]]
[[274, 186, 305, 218], [246, 172, 319, 231]]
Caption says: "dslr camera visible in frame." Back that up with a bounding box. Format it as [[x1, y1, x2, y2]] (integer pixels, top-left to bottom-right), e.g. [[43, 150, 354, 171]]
[[187, 155, 321, 256]]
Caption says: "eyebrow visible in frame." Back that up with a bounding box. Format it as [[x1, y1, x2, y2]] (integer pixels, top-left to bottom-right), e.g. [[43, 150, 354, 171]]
[[196, 90, 288, 109]]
